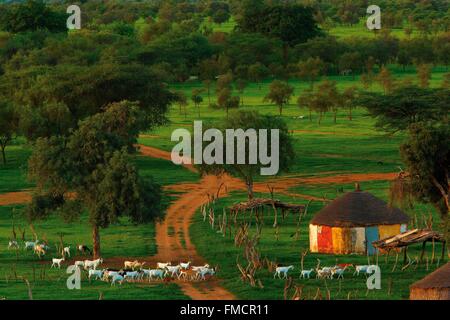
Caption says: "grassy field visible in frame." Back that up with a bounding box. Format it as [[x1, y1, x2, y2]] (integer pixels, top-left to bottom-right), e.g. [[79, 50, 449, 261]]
[[0, 67, 447, 299], [0, 205, 190, 300], [190, 188, 445, 300]]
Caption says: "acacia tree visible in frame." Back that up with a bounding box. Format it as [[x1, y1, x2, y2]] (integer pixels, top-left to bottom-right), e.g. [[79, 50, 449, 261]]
[[26, 102, 163, 258], [297, 88, 314, 122], [174, 91, 188, 118], [377, 67, 394, 95], [311, 79, 338, 124], [363, 86, 449, 242], [0, 101, 19, 165], [341, 86, 358, 121], [416, 64, 432, 88], [235, 79, 248, 106], [191, 89, 204, 117], [264, 80, 294, 116], [197, 110, 295, 199], [297, 57, 325, 88]]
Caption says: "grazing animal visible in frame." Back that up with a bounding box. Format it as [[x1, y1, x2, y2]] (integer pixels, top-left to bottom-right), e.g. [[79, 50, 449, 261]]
[[147, 269, 165, 281], [354, 265, 371, 276], [8, 240, 19, 249], [74, 261, 85, 268], [300, 269, 314, 279], [84, 258, 103, 270], [316, 268, 332, 279], [34, 245, 46, 258], [24, 241, 38, 250], [179, 261, 191, 270], [191, 264, 210, 272], [157, 262, 171, 269], [178, 269, 197, 281], [274, 266, 294, 279], [197, 267, 215, 280], [51, 258, 65, 269], [165, 265, 181, 277], [111, 274, 124, 286], [124, 260, 137, 269], [133, 262, 146, 270], [77, 244, 92, 255], [331, 267, 346, 279], [88, 269, 104, 280], [62, 246, 71, 257], [124, 271, 140, 281]]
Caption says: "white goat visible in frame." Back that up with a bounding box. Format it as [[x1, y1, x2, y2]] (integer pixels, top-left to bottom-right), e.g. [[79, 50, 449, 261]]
[[191, 264, 210, 272], [62, 246, 71, 257], [147, 269, 165, 281], [74, 260, 85, 268], [331, 267, 346, 279], [124, 271, 140, 281], [157, 262, 171, 269], [84, 258, 103, 270], [8, 240, 19, 249], [274, 266, 294, 279], [24, 241, 37, 250], [111, 274, 124, 286], [300, 269, 314, 279], [88, 269, 104, 280], [354, 265, 371, 276], [179, 261, 191, 270], [197, 267, 215, 280], [165, 265, 181, 277], [51, 258, 65, 268]]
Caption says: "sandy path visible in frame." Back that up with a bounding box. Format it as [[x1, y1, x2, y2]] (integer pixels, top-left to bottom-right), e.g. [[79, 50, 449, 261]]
[[0, 191, 32, 206]]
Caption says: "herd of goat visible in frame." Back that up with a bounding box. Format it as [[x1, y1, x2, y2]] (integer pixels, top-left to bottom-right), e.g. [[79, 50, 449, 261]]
[[9, 239, 376, 284], [275, 263, 377, 280], [8, 239, 216, 285]]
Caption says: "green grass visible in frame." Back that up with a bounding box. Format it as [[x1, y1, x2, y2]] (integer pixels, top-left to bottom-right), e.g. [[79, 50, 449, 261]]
[[0, 144, 32, 193], [190, 190, 446, 300], [0, 205, 190, 300], [1, 66, 447, 299]]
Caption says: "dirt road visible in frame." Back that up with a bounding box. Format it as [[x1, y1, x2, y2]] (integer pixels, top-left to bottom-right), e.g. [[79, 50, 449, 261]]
[[0, 144, 398, 300]]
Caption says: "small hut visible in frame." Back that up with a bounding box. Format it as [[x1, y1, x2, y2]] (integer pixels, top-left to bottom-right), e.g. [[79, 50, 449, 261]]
[[309, 184, 409, 255], [410, 263, 450, 300]]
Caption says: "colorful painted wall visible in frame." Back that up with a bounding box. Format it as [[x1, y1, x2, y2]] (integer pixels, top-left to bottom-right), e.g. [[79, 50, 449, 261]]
[[309, 224, 407, 255]]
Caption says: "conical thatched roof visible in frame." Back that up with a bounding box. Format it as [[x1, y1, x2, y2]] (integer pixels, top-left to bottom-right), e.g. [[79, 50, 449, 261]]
[[310, 190, 409, 227], [411, 263, 450, 289]]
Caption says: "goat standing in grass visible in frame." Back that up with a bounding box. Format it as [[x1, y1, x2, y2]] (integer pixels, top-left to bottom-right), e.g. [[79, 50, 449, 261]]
[[51, 258, 65, 269], [274, 266, 294, 279], [111, 274, 124, 286], [8, 240, 19, 250], [34, 245, 46, 258], [354, 265, 371, 276], [88, 269, 104, 280], [62, 246, 71, 257], [300, 269, 314, 279], [24, 241, 38, 250], [331, 267, 346, 279]]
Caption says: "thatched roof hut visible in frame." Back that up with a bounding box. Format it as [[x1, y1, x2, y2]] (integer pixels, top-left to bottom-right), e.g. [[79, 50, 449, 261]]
[[410, 263, 450, 300], [309, 185, 410, 255], [310, 190, 410, 227]]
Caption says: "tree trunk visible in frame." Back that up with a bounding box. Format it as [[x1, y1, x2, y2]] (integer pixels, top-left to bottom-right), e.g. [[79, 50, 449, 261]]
[[348, 107, 353, 121], [1, 145, 5, 165], [279, 104, 283, 116], [92, 224, 101, 259], [246, 178, 254, 200]]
